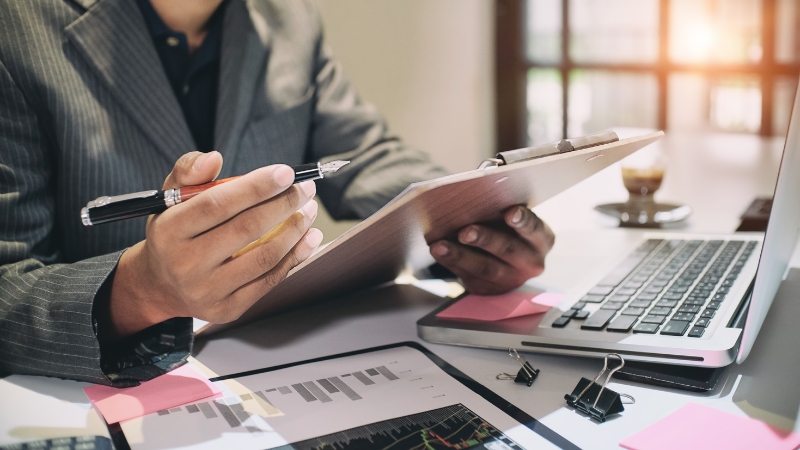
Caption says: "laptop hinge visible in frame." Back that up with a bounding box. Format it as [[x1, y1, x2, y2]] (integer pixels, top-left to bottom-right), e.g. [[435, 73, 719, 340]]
[[727, 279, 754, 329]]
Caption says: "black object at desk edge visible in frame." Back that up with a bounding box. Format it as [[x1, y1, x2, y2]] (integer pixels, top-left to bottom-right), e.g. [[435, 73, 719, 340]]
[[110, 341, 578, 450]]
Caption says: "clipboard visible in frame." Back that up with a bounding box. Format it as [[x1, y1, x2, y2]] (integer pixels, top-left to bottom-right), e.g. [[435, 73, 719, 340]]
[[109, 342, 580, 449], [198, 131, 664, 335]]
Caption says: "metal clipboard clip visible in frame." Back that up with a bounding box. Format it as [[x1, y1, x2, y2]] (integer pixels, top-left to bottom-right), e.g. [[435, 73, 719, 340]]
[[477, 130, 619, 170]]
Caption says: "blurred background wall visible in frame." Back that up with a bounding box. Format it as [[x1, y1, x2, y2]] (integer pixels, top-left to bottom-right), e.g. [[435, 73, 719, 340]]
[[313, 0, 496, 240]]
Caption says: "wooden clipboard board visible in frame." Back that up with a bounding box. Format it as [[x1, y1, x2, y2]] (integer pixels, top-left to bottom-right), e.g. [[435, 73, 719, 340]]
[[198, 131, 664, 335]]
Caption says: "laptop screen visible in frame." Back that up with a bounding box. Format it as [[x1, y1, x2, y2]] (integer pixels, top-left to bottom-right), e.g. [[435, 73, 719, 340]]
[[737, 76, 800, 363]]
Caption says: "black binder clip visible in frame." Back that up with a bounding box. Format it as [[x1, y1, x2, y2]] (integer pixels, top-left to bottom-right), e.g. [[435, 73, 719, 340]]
[[496, 348, 540, 386], [564, 353, 635, 422]]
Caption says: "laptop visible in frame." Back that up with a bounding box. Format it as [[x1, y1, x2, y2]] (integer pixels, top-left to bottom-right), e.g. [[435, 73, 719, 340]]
[[417, 79, 800, 368]]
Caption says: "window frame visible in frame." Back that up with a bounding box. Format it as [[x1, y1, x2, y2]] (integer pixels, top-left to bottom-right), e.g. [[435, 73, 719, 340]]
[[495, 0, 800, 151]]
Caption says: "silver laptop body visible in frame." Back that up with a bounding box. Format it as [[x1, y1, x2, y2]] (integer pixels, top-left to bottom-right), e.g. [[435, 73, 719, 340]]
[[418, 79, 800, 368]]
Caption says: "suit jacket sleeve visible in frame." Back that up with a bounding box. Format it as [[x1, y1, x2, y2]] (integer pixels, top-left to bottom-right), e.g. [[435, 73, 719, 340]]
[[0, 58, 191, 386], [305, 9, 448, 220]]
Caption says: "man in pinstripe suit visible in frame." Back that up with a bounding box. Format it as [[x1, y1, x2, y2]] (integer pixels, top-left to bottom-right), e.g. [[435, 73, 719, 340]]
[[0, 0, 555, 386]]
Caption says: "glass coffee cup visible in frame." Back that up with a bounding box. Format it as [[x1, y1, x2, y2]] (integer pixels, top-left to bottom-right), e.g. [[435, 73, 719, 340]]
[[622, 166, 665, 204], [596, 143, 691, 227]]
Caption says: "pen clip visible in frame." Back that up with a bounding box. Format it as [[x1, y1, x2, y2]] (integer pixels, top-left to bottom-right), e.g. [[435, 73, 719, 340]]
[[85, 190, 160, 209]]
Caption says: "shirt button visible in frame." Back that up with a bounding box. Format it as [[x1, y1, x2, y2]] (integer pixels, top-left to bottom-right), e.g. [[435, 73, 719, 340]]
[[182, 85, 190, 95], [166, 37, 179, 47]]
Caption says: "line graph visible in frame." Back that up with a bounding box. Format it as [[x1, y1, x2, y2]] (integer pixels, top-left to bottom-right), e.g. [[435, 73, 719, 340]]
[[269, 404, 523, 450]]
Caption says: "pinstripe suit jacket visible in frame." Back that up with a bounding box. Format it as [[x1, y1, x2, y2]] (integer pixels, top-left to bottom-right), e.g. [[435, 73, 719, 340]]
[[0, 0, 445, 384]]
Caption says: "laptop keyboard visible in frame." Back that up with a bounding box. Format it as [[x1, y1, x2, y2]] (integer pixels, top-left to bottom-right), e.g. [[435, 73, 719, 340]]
[[552, 239, 758, 337]]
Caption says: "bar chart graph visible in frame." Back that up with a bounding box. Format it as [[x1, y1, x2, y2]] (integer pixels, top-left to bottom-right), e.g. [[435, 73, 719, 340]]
[[154, 365, 401, 431]]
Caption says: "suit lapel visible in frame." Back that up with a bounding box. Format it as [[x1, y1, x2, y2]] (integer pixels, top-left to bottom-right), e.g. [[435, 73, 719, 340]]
[[214, 0, 270, 171], [64, 0, 195, 164]]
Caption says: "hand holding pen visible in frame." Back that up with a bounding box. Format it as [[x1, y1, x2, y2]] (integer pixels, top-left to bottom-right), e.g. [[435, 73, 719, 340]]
[[95, 151, 341, 340], [81, 159, 349, 226]]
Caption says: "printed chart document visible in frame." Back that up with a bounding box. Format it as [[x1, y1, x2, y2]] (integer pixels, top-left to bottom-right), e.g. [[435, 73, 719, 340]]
[[119, 345, 573, 449]]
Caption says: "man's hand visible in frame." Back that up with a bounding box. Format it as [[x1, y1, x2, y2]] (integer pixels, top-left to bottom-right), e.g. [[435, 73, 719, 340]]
[[106, 151, 323, 339], [429, 206, 555, 295]]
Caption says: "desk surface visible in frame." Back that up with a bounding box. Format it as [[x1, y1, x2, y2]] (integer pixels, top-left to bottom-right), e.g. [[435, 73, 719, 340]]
[[2, 130, 796, 449]]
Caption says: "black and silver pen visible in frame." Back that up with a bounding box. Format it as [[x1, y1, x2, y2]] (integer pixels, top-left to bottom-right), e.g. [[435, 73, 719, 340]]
[[80, 160, 350, 226]]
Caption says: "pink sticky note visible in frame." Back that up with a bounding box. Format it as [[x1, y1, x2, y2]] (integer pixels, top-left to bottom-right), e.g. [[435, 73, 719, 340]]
[[436, 291, 564, 321], [84, 364, 221, 424], [620, 403, 800, 450]]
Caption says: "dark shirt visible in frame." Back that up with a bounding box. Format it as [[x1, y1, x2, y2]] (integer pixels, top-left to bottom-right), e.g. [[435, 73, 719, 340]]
[[135, 0, 227, 152]]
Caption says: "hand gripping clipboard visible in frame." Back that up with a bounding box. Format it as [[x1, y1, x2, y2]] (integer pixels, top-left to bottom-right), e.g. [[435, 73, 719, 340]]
[[198, 130, 664, 335]]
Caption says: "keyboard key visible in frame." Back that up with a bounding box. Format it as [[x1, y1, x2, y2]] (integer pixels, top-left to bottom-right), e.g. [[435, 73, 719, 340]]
[[684, 297, 705, 305], [712, 293, 726, 301], [649, 306, 672, 315], [552, 316, 570, 328], [607, 315, 638, 332], [661, 320, 691, 336], [588, 286, 614, 296], [601, 301, 626, 310], [581, 294, 605, 303], [633, 323, 659, 333], [662, 292, 684, 300], [631, 299, 653, 308], [636, 293, 658, 301], [561, 309, 579, 318], [616, 288, 638, 296], [667, 286, 689, 294], [656, 299, 678, 308], [608, 294, 631, 302], [673, 312, 696, 321], [571, 301, 587, 310], [688, 326, 705, 338], [574, 310, 590, 320], [643, 286, 663, 294], [642, 314, 667, 325], [691, 289, 712, 297], [700, 309, 716, 319], [649, 279, 669, 287], [678, 304, 701, 313], [623, 281, 643, 289], [622, 307, 645, 316], [581, 310, 616, 330], [706, 301, 722, 310], [694, 318, 711, 327]]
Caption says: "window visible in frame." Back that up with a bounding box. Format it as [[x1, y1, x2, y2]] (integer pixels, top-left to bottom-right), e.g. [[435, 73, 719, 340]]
[[496, 0, 800, 150]]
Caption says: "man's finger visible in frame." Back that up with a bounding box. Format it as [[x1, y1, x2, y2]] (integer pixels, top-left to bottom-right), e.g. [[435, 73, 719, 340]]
[[216, 228, 324, 323], [504, 206, 556, 253], [430, 241, 524, 290], [214, 205, 318, 290], [457, 224, 543, 272], [160, 164, 299, 237], [192, 183, 317, 261], [163, 151, 223, 190]]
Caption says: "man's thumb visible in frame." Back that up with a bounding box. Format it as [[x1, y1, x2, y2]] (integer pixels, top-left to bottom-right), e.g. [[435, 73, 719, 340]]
[[163, 151, 223, 189]]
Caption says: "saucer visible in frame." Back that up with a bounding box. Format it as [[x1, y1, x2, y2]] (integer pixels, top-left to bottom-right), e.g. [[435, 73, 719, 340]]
[[595, 202, 692, 228]]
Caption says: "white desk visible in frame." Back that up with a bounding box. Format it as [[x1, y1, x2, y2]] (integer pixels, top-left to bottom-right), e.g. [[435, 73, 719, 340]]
[[2, 131, 795, 449]]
